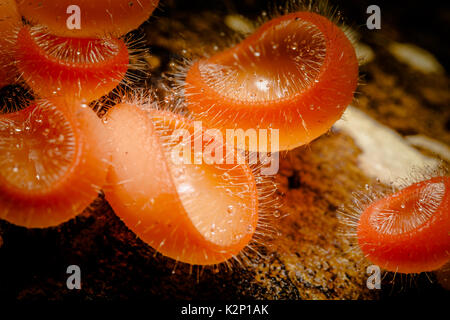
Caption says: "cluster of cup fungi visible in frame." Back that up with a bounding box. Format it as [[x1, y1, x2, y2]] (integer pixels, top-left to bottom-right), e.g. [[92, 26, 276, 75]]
[[0, 0, 448, 285]]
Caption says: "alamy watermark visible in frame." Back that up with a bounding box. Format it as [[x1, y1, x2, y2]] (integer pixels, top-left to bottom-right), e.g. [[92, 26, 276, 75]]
[[366, 265, 381, 289], [66, 5, 81, 30], [169, 121, 280, 175], [366, 5, 381, 30], [66, 265, 81, 290]]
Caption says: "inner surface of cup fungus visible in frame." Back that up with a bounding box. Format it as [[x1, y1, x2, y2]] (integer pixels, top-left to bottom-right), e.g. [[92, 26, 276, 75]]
[[104, 103, 259, 265], [0, 101, 110, 228], [357, 177, 450, 274], [15, 26, 130, 103], [15, 0, 160, 38], [0, 0, 21, 88], [185, 11, 358, 151]]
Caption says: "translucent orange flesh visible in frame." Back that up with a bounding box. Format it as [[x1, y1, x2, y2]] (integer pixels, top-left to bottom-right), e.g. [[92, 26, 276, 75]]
[[185, 12, 358, 151], [16, 0, 159, 38], [357, 177, 450, 274], [0, 102, 110, 228], [104, 103, 259, 265], [15, 26, 129, 103], [0, 0, 21, 88]]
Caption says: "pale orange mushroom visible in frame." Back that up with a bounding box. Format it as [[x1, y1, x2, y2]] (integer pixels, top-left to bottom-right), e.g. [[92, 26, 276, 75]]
[[358, 177, 450, 274], [185, 12, 358, 151], [104, 103, 259, 265], [15, 0, 159, 38], [15, 26, 129, 103], [0, 101, 110, 228]]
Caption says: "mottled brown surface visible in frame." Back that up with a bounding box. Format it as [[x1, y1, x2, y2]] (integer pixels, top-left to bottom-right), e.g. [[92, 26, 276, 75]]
[[356, 46, 450, 146], [0, 0, 449, 300]]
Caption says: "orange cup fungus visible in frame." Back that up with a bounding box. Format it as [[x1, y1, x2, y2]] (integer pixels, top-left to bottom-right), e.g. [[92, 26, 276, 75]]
[[104, 103, 259, 265], [15, 26, 130, 103], [185, 12, 358, 151], [15, 0, 160, 38], [0, 0, 22, 88], [357, 177, 450, 274], [0, 101, 110, 228]]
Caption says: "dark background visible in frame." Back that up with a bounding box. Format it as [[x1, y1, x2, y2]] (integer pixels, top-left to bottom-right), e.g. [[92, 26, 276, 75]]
[[157, 0, 450, 72]]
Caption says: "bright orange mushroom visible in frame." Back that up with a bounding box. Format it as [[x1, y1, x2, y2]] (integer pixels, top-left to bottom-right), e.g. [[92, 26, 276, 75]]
[[357, 176, 450, 274], [0, 101, 110, 228], [185, 12, 358, 151], [0, 0, 21, 88], [15, 26, 129, 103], [104, 103, 259, 265], [15, 0, 159, 38]]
